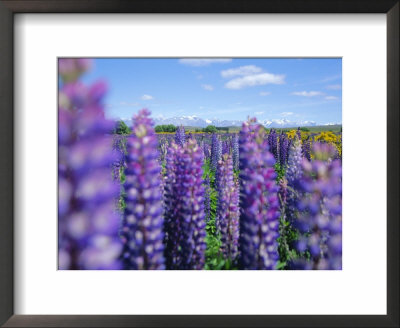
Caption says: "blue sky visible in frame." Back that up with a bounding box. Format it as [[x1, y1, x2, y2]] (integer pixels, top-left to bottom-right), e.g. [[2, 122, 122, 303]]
[[81, 58, 342, 125]]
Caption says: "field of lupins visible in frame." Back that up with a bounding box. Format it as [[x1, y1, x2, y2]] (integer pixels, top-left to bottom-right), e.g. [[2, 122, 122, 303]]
[[58, 59, 342, 270]]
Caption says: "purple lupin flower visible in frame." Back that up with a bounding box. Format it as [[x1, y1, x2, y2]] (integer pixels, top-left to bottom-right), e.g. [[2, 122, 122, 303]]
[[159, 141, 168, 167], [232, 133, 239, 171], [285, 136, 303, 223], [238, 119, 280, 270], [121, 109, 165, 270], [211, 133, 222, 171], [222, 140, 230, 155], [58, 58, 122, 270], [163, 143, 181, 269], [164, 139, 206, 269], [279, 132, 289, 167], [58, 58, 92, 83], [291, 143, 342, 270], [216, 154, 240, 262], [302, 136, 312, 161], [204, 176, 211, 222], [296, 127, 302, 140], [203, 142, 211, 161], [278, 176, 288, 208], [111, 134, 127, 182], [175, 125, 186, 147], [268, 129, 279, 161]]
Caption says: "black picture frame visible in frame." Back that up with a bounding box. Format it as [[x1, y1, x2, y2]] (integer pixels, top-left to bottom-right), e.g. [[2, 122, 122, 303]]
[[0, 1, 398, 327]]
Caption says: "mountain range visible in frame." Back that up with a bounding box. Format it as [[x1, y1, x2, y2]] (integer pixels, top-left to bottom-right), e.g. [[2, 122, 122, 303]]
[[124, 115, 322, 129]]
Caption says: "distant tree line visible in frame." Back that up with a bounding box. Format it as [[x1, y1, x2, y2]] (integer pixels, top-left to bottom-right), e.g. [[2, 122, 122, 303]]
[[194, 125, 229, 133], [155, 124, 177, 133], [114, 120, 131, 135], [153, 124, 233, 133]]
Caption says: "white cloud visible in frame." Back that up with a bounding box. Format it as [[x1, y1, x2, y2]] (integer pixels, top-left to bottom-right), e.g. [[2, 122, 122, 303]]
[[255, 111, 264, 115], [291, 91, 323, 97], [202, 84, 214, 91], [325, 84, 341, 90], [178, 58, 232, 66], [325, 96, 339, 100], [259, 91, 271, 96], [141, 94, 153, 100], [281, 112, 294, 117], [221, 65, 263, 78], [225, 73, 285, 90]]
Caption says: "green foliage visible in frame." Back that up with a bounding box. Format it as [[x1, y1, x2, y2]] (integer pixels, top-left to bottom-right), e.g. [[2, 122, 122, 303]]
[[277, 213, 299, 269], [114, 120, 131, 135], [117, 167, 127, 212], [202, 125, 218, 133], [299, 127, 310, 132], [274, 163, 286, 182], [202, 159, 237, 270], [204, 220, 226, 270], [155, 124, 177, 133]]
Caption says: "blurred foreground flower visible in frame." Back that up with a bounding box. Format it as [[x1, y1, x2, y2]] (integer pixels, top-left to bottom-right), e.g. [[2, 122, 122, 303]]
[[58, 58, 122, 270], [291, 143, 342, 270], [238, 119, 280, 269]]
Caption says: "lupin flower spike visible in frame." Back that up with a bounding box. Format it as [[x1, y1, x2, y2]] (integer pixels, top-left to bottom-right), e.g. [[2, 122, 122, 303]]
[[238, 119, 280, 270], [121, 109, 165, 270], [164, 139, 206, 269], [175, 125, 186, 147], [285, 136, 303, 223], [211, 133, 222, 171], [216, 154, 240, 262]]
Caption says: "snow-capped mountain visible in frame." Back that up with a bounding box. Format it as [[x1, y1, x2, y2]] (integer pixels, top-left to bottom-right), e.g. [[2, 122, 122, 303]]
[[260, 119, 317, 128], [153, 115, 209, 127], [124, 115, 318, 129]]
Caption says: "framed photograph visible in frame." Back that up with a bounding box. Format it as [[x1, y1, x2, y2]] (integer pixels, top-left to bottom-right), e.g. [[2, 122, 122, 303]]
[[0, 0, 398, 327]]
